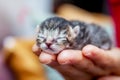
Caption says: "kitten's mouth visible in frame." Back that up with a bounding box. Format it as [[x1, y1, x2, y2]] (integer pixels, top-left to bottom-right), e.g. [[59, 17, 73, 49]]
[[46, 47, 54, 51], [43, 47, 56, 53]]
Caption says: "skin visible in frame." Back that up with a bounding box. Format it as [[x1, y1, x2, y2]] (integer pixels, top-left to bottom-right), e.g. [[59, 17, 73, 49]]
[[33, 44, 93, 80], [32, 44, 120, 80], [82, 45, 120, 80]]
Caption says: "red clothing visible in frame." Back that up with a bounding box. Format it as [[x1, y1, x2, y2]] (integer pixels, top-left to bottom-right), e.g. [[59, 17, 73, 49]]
[[109, 0, 120, 47]]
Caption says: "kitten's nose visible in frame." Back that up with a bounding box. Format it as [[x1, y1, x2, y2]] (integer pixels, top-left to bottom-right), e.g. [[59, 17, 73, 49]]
[[46, 43, 52, 48]]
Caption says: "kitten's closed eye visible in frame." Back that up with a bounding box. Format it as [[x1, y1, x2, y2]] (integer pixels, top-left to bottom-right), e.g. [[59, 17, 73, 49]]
[[37, 36, 46, 43], [56, 37, 68, 43]]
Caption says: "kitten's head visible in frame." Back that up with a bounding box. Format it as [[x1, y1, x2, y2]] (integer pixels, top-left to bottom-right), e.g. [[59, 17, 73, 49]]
[[36, 17, 80, 54]]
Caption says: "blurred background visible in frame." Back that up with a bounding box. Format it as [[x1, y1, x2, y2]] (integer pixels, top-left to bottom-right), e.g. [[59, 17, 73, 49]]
[[0, 0, 115, 80]]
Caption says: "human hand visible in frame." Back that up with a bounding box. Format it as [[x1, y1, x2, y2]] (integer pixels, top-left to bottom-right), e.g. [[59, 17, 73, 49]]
[[82, 45, 120, 80], [32, 44, 112, 80], [32, 44, 93, 80]]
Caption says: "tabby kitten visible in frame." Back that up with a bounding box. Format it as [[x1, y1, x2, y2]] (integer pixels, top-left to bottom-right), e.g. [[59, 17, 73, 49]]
[[36, 17, 112, 54]]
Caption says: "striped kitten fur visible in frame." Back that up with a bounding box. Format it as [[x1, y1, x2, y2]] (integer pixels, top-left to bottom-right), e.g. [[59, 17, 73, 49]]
[[36, 17, 112, 54]]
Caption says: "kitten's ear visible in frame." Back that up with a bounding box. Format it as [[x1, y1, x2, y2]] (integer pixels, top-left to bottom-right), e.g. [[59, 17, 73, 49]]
[[67, 25, 80, 38], [73, 25, 80, 36]]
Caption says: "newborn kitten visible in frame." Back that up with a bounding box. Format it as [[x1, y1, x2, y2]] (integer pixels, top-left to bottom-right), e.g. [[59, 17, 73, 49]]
[[36, 17, 112, 54]]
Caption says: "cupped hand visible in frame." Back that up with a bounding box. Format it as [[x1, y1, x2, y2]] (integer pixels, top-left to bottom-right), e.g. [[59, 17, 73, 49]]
[[32, 44, 92, 80], [32, 44, 113, 80], [82, 45, 120, 76]]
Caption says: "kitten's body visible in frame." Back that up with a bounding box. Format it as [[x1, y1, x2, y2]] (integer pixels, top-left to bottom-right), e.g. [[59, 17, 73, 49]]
[[69, 21, 111, 50], [36, 17, 112, 54]]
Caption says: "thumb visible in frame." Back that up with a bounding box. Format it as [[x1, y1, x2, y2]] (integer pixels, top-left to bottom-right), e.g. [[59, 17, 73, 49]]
[[82, 45, 116, 68]]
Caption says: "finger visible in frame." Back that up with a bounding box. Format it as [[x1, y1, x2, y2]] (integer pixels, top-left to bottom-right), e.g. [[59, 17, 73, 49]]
[[57, 50, 109, 76], [82, 45, 115, 69], [32, 44, 41, 56], [73, 57, 110, 76], [39, 52, 56, 64], [57, 50, 82, 64], [98, 76, 120, 80]]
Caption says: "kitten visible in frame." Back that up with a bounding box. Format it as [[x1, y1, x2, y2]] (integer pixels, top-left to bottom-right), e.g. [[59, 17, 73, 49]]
[[36, 17, 112, 54]]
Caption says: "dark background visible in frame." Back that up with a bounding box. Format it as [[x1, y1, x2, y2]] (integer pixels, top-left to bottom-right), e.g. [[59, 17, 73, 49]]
[[53, 0, 109, 14]]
